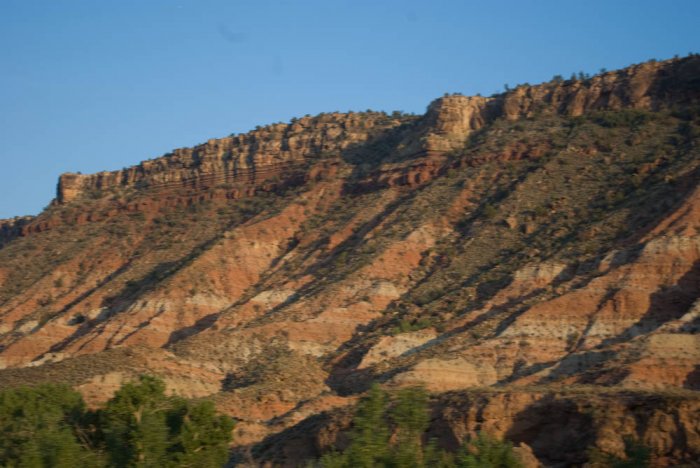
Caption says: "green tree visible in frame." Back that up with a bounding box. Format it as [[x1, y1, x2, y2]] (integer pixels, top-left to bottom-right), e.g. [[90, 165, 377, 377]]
[[167, 399, 235, 467], [346, 383, 391, 467], [0, 384, 100, 468], [100, 375, 234, 467], [615, 437, 651, 468], [100, 376, 171, 467], [318, 450, 350, 468], [458, 432, 523, 468], [317, 388, 523, 468], [389, 387, 429, 467]]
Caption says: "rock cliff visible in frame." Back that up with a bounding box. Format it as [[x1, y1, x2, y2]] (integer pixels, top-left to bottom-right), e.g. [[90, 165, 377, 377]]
[[55, 112, 413, 204], [50, 56, 700, 211], [0, 216, 33, 247], [1, 55, 699, 466]]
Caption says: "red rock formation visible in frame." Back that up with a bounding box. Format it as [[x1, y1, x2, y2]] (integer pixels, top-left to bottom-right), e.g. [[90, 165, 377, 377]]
[[1, 55, 699, 466]]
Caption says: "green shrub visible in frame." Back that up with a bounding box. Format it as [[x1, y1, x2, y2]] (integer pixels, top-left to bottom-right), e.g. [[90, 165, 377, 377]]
[[587, 436, 651, 468], [458, 432, 522, 468], [590, 109, 652, 128], [482, 204, 498, 219], [392, 317, 434, 335]]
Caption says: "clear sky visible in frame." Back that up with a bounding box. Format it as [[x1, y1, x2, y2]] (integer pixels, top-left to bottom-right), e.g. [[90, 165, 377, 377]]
[[1, 0, 699, 218]]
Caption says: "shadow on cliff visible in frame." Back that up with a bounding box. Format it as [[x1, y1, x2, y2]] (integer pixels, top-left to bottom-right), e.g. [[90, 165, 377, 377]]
[[336, 117, 453, 195], [42, 229, 235, 356], [233, 410, 352, 466], [238, 187, 422, 332], [509, 260, 700, 386], [600, 258, 700, 348], [325, 255, 618, 394], [28, 259, 141, 360], [506, 389, 700, 465], [684, 365, 700, 390], [339, 118, 420, 168], [504, 395, 595, 466]]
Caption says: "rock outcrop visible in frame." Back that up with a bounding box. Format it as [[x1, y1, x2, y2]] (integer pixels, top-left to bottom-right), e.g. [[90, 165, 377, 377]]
[[251, 389, 700, 466], [0, 216, 33, 246], [49, 56, 700, 210], [55, 112, 412, 204]]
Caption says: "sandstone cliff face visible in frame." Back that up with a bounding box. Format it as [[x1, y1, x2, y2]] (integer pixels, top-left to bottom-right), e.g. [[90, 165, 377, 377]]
[[403, 95, 495, 154], [55, 112, 413, 204], [49, 56, 700, 213], [498, 56, 700, 118], [1, 56, 700, 466], [395, 56, 700, 158]]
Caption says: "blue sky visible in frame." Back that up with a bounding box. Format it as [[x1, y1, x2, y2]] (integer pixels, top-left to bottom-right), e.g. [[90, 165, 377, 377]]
[[1, 0, 699, 218]]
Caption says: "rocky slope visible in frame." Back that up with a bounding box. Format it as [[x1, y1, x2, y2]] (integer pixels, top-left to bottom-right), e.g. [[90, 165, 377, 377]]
[[0, 55, 699, 466]]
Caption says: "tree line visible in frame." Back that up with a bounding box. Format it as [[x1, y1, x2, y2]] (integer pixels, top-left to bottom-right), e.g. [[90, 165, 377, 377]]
[[0, 376, 653, 467]]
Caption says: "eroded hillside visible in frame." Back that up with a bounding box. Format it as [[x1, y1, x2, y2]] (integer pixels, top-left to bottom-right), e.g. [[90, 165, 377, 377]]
[[1, 56, 699, 466]]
